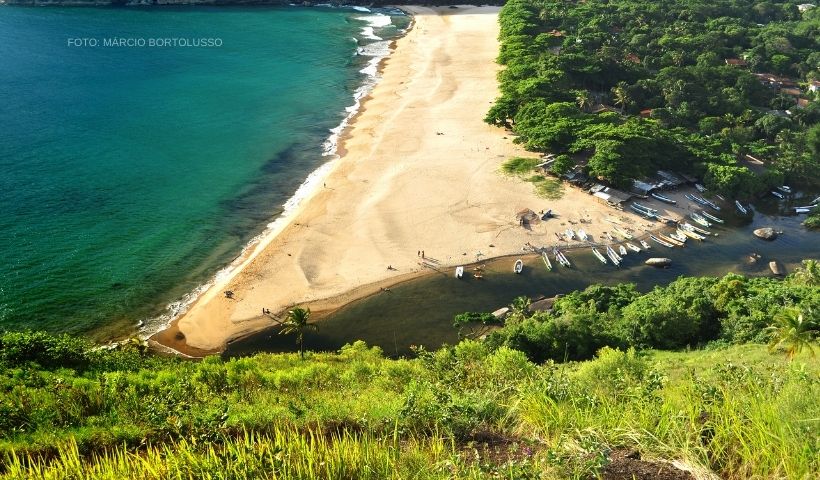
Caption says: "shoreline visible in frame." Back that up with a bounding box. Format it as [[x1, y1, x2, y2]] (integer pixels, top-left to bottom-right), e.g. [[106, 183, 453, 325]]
[[152, 5, 661, 356]]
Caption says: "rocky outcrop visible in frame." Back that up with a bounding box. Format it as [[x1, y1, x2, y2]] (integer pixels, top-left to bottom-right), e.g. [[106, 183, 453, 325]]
[[753, 227, 777, 240], [645, 257, 672, 267]]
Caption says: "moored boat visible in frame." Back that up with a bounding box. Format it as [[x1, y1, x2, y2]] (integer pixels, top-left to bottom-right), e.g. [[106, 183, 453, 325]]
[[633, 202, 659, 214], [681, 222, 711, 236], [777, 185, 791, 194], [542, 251, 553, 271], [578, 229, 588, 241], [650, 234, 674, 248], [592, 247, 608, 264], [514, 259, 523, 274], [651, 192, 677, 204], [606, 245, 621, 266], [689, 212, 712, 227], [678, 228, 705, 241], [771, 190, 784, 199], [735, 200, 748, 215], [554, 248, 571, 268], [619, 245, 628, 256], [700, 210, 724, 224], [630, 204, 657, 219], [626, 242, 641, 253], [695, 183, 706, 192], [565, 228, 575, 240], [668, 231, 688, 244], [640, 239, 651, 249], [455, 266, 464, 278]]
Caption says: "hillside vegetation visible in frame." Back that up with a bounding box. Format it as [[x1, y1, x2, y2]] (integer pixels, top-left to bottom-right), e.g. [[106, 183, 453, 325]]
[[1, 265, 818, 479], [487, 0, 820, 195]]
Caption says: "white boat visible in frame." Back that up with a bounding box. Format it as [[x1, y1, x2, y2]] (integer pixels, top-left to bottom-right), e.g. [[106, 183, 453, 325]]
[[678, 228, 705, 241], [612, 227, 633, 240], [592, 247, 608, 264], [651, 192, 677, 204], [771, 190, 784, 199], [777, 186, 791, 194], [554, 248, 571, 268], [578, 229, 588, 241], [626, 242, 641, 253], [542, 251, 553, 270], [565, 228, 576, 240], [690, 212, 712, 227], [700, 211, 724, 224], [681, 222, 712, 236], [735, 200, 748, 215], [606, 246, 621, 266], [640, 239, 651, 249], [514, 259, 523, 274], [695, 183, 706, 192], [795, 208, 811, 214], [455, 266, 464, 278], [630, 205, 657, 219], [669, 231, 688, 243], [633, 202, 659, 214], [619, 245, 628, 256], [650, 234, 674, 248]]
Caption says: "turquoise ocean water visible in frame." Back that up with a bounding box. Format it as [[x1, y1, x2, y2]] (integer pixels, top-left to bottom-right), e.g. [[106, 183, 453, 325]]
[[0, 6, 407, 337]]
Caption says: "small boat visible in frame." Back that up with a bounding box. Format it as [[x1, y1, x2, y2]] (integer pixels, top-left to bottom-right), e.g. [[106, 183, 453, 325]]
[[633, 202, 659, 214], [668, 231, 688, 244], [771, 190, 784, 199], [473, 272, 483, 279], [685, 193, 706, 206], [514, 259, 523, 274], [689, 212, 712, 227], [640, 239, 651, 249], [700, 211, 724, 224], [578, 229, 588, 241], [777, 186, 791, 194], [554, 248, 571, 268], [542, 251, 553, 271], [565, 229, 576, 240], [678, 228, 705, 241], [455, 266, 464, 278], [715, 194, 726, 201], [695, 183, 706, 193], [651, 192, 677, 204], [619, 245, 628, 256], [795, 208, 811, 214], [592, 247, 608, 264], [735, 200, 748, 215], [650, 234, 674, 248], [681, 222, 711, 236], [606, 246, 621, 266], [626, 242, 641, 253], [612, 227, 633, 240], [630, 205, 657, 219]]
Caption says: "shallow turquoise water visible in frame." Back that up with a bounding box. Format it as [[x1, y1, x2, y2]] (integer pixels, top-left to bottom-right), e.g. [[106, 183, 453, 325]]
[[0, 6, 406, 336]]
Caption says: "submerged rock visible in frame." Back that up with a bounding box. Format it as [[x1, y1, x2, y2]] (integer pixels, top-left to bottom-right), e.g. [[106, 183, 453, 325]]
[[645, 257, 672, 267], [769, 261, 785, 276], [753, 227, 777, 240]]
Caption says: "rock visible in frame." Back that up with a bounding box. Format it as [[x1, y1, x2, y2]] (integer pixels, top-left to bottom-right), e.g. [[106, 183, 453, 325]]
[[645, 257, 672, 267], [753, 227, 777, 240], [769, 261, 785, 276]]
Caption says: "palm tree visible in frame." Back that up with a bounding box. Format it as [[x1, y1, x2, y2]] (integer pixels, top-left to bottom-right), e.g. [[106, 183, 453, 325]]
[[791, 259, 819, 286], [766, 307, 817, 361], [575, 90, 593, 112], [612, 82, 629, 112], [508, 296, 531, 321], [279, 306, 317, 359]]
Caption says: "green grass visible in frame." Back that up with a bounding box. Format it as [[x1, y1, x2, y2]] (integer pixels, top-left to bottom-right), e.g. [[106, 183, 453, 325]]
[[1, 338, 817, 479], [501, 157, 540, 176]]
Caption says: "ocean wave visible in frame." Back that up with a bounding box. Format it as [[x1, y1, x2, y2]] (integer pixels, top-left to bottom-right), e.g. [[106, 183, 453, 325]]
[[350, 6, 371, 12], [355, 14, 393, 29], [360, 26, 382, 41]]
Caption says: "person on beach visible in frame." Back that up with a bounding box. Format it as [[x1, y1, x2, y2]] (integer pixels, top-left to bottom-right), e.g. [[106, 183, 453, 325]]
[[422, 251, 425, 259]]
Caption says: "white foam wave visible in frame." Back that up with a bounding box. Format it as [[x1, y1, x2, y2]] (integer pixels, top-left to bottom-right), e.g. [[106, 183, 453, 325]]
[[355, 14, 393, 28], [360, 26, 382, 41]]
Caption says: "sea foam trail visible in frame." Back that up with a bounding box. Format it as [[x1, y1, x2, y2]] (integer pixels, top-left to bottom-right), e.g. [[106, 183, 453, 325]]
[[140, 12, 398, 340]]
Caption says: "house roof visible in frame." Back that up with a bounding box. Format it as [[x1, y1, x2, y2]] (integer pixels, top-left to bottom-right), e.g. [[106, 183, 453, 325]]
[[781, 87, 802, 96]]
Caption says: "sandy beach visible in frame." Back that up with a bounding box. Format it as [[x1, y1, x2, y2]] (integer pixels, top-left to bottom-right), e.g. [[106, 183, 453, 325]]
[[153, 5, 664, 354]]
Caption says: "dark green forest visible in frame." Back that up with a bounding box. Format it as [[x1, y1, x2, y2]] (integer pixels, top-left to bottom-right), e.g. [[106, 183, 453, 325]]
[[486, 0, 820, 196]]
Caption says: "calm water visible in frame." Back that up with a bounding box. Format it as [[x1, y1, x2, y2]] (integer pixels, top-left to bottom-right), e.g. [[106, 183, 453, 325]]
[[0, 6, 407, 336], [227, 199, 819, 358]]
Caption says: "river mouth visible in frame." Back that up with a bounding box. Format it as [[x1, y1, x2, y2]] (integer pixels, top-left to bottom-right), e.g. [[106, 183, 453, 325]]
[[224, 201, 817, 358]]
